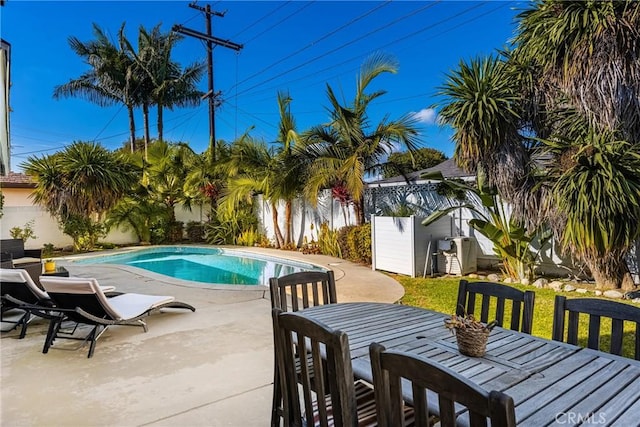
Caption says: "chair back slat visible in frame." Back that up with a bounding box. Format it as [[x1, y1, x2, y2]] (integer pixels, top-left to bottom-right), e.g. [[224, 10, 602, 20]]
[[456, 280, 535, 334], [270, 270, 337, 312], [370, 342, 516, 427], [552, 295, 640, 360]]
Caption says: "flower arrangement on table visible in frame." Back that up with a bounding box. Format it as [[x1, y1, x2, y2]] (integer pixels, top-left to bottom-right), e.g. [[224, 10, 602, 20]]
[[444, 313, 497, 357]]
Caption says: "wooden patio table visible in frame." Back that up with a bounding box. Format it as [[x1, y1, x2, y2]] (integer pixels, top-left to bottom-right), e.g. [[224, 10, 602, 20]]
[[298, 302, 640, 426]]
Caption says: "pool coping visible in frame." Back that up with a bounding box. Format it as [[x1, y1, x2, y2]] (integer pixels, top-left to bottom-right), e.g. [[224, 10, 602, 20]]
[[60, 244, 332, 291]]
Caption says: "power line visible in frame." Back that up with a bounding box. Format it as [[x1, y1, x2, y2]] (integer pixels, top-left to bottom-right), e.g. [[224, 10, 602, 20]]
[[230, 1, 292, 40], [233, 1, 440, 98], [236, 1, 499, 103], [227, 0, 392, 93], [241, 1, 315, 45]]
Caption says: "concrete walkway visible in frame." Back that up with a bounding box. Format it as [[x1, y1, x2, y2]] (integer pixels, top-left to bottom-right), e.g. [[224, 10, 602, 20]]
[[1, 246, 404, 426]]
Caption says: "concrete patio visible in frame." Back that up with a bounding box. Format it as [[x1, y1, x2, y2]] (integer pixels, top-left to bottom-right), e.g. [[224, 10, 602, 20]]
[[1, 247, 405, 426]]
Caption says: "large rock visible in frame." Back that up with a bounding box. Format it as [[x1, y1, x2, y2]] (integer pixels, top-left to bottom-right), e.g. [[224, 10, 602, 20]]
[[548, 281, 563, 291], [563, 284, 576, 292], [521, 278, 530, 286], [487, 274, 501, 282], [603, 290, 624, 299], [576, 288, 589, 294], [503, 277, 515, 284], [532, 278, 548, 288]]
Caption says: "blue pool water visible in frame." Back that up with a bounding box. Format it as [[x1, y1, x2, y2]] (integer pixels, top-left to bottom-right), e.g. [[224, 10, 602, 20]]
[[74, 246, 325, 286]]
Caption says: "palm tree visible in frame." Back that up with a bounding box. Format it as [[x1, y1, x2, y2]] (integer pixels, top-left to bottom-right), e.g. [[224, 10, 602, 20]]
[[54, 23, 139, 151], [125, 25, 205, 148], [143, 140, 197, 223], [301, 53, 420, 225], [510, 0, 640, 289], [513, 0, 640, 142], [22, 142, 138, 249], [221, 135, 288, 248], [274, 91, 307, 245], [542, 132, 640, 290], [436, 55, 537, 214]]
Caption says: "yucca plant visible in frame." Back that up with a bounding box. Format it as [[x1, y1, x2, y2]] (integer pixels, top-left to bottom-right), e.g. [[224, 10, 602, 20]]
[[542, 131, 640, 290]]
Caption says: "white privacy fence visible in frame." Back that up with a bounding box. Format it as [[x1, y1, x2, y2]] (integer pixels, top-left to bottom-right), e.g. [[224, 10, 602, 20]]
[[371, 215, 453, 277]]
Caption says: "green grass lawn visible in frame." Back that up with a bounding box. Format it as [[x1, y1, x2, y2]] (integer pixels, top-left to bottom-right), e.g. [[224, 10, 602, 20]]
[[393, 275, 638, 359]]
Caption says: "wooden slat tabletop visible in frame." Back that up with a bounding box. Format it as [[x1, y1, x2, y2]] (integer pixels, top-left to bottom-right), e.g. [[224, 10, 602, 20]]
[[299, 302, 640, 426]]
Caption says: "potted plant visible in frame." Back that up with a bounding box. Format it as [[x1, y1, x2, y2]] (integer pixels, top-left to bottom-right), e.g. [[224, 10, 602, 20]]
[[44, 258, 56, 273], [444, 313, 497, 357]]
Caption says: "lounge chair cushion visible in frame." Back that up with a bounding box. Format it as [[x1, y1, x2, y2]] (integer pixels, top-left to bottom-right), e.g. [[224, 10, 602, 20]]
[[107, 294, 175, 320], [0, 268, 49, 301], [11, 257, 42, 266], [40, 277, 173, 320]]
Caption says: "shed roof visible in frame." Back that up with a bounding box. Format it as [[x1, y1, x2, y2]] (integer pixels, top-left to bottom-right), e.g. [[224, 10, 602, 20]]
[[0, 172, 36, 188]]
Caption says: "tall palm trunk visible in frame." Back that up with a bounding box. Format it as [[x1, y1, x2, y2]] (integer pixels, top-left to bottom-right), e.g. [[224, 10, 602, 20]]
[[284, 200, 293, 246], [127, 104, 136, 153], [354, 198, 365, 226], [271, 202, 285, 248], [142, 102, 150, 159], [157, 103, 164, 142]]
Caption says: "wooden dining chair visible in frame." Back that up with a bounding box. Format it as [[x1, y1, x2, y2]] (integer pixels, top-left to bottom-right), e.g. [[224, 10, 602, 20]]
[[370, 342, 516, 427], [269, 270, 337, 426], [272, 308, 378, 427], [269, 270, 337, 312], [456, 280, 535, 334], [552, 295, 640, 360]]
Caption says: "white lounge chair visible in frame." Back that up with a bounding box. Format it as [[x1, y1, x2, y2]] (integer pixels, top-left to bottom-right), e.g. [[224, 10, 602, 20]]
[[39, 276, 195, 358]]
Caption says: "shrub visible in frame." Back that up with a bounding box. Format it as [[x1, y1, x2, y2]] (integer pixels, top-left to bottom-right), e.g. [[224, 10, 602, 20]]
[[205, 203, 258, 245], [186, 221, 205, 242], [167, 221, 184, 243], [61, 215, 106, 252], [337, 224, 371, 265], [42, 243, 55, 258], [318, 222, 341, 258], [9, 220, 37, 242], [236, 229, 263, 247]]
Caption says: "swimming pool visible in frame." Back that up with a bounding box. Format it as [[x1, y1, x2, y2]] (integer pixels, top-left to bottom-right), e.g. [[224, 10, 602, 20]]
[[74, 246, 325, 286]]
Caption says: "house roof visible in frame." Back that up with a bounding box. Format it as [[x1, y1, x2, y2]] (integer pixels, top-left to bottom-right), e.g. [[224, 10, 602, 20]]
[[0, 172, 36, 188], [369, 158, 472, 186]]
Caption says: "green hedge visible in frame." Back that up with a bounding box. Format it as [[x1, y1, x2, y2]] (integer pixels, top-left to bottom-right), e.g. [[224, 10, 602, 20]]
[[337, 224, 371, 265]]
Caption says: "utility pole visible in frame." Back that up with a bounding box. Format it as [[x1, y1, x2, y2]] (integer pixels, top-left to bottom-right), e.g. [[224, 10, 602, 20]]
[[173, 2, 242, 163]]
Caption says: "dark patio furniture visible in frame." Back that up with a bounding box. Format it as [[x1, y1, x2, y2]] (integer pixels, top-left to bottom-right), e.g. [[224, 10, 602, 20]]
[[39, 276, 196, 358], [370, 342, 516, 427], [299, 302, 640, 425], [268, 270, 337, 427], [0, 238, 42, 267], [552, 295, 640, 360], [272, 307, 378, 426], [456, 280, 535, 334], [0, 268, 56, 338]]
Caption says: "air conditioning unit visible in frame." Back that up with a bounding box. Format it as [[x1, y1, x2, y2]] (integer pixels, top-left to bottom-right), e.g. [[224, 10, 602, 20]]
[[437, 237, 477, 275]]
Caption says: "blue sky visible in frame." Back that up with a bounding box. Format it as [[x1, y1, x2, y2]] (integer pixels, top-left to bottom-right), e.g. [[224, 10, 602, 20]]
[[2, 0, 523, 172]]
